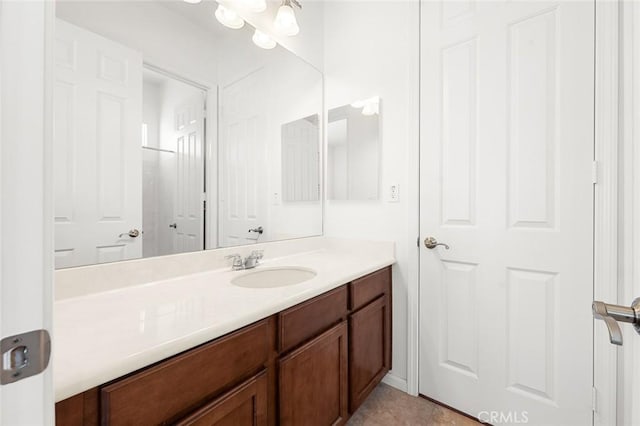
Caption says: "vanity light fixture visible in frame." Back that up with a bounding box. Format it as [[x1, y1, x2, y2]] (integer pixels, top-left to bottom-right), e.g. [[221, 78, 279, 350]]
[[274, 0, 301, 36], [183, 0, 202, 3], [252, 29, 277, 49], [241, 0, 267, 13], [215, 4, 245, 29], [351, 96, 380, 116]]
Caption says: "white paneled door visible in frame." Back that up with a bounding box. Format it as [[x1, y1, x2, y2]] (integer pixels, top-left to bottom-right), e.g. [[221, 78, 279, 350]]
[[54, 19, 142, 268], [1, 1, 53, 424], [219, 70, 268, 247], [174, 97, 205, 253], [419, 1, 594, 425]]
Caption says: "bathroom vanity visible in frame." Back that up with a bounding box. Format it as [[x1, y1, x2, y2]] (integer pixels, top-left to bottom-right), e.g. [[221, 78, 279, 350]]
[[53, 238, 394, 425]]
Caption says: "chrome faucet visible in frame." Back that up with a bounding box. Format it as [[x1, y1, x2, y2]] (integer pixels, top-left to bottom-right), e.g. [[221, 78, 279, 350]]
[[225, 250, 264, 271], [243, 250, 263, 269]]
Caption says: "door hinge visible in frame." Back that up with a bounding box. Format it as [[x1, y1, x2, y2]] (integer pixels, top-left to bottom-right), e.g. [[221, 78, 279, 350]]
[[592, 161, 599, 185], [592, 386, 598, 412]]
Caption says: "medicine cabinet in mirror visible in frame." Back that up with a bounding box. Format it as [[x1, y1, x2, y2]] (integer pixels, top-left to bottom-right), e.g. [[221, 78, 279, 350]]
[[327, 98, 381, 201], [53, 1, 323, 269]]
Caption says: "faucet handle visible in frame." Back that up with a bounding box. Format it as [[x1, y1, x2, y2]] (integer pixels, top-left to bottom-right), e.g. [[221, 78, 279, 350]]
[[225, 254, 243, 270], [250, 250, 264, 259]]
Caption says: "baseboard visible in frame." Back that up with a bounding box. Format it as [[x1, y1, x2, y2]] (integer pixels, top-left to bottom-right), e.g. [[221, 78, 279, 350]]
[[382, 372, 408, 393]]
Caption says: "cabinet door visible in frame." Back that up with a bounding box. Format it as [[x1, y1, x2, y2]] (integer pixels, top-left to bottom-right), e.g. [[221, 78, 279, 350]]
[[279, 322, 348, 426], [348, 295, 391, 412], [176, 371, 267, 426]]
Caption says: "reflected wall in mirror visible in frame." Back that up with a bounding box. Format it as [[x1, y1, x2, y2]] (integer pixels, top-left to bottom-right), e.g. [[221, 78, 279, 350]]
[[282, 115, 320, 203], [53, 1, 323, 269], [327, 98, 381, 201], [217, 42, 322, 247]]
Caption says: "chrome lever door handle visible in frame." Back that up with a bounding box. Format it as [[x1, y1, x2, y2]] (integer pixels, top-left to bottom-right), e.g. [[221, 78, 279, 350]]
[[118, 229, 140, 238], [424, 237, 450, 250], [593, 298, 640, 346], [593, 301, 624, 345]]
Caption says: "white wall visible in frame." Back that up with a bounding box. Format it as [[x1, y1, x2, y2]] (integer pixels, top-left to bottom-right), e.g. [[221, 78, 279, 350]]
[[56, 1, 220, 86], [323, 0, 420, 389]]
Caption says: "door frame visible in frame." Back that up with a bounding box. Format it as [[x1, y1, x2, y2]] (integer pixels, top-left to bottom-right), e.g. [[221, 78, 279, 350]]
[[411, 0, 624, 424], [619, 2, 640, 425], [593, 2, 619, 425]]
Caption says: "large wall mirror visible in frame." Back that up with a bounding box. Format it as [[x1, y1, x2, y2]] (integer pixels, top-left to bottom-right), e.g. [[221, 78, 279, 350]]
[[54, 1, 323, 269]]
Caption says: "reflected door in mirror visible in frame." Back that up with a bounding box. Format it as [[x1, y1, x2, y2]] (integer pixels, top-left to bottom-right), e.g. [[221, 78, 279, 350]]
[[54, 20, 142, 269], [141, 70, 206, 258], [174, 97, 205, 253], [219, 70, 268, 247]]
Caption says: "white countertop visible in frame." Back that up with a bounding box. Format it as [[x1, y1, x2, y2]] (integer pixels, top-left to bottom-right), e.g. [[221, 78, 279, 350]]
[[54, 238, 395, 402]]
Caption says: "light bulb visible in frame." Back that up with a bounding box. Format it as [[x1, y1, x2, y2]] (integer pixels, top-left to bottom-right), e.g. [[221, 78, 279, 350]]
[[242, 0, 267, 13], [183, 0, 202, 3], [252, 29, 277, 49], [274, 4, 299, 36], [215, 4, 245, 29]]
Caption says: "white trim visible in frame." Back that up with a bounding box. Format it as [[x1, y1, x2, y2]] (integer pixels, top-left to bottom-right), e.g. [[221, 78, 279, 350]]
[[593, 1, 620, 425], [382, 372, 408, 393], [620, 3, 640, 424], [406, 0, 421, 398], [44, 0, 55, 420]]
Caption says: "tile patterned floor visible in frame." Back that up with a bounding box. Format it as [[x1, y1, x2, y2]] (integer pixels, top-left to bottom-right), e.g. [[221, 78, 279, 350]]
[[347, 383, 481, 426]]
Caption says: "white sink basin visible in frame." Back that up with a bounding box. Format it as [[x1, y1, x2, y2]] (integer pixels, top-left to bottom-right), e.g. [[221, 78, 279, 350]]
[[231, 267, 317, 288]]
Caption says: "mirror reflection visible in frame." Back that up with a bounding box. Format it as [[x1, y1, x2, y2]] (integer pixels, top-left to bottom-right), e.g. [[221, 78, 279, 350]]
[[142, 69, 206, 258], [327, 98, 381, 201], [53, 1, 323, 269]]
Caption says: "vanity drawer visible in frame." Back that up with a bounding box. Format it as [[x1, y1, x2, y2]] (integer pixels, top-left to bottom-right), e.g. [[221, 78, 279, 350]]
[[349, 267, 391, 311], [279, 285, 348, 353], [100, 319, 272, 426], [176, 371, 267, 426]]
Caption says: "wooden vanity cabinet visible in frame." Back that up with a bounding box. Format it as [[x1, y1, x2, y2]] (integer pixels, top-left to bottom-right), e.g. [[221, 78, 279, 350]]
[[56, 318, 276, 426], [278, 286, 348, 353], [347, 267, 392, 413], [279, 322, 348, 426], [54, 266, 392, 426], [100, 319, 274, 425]]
